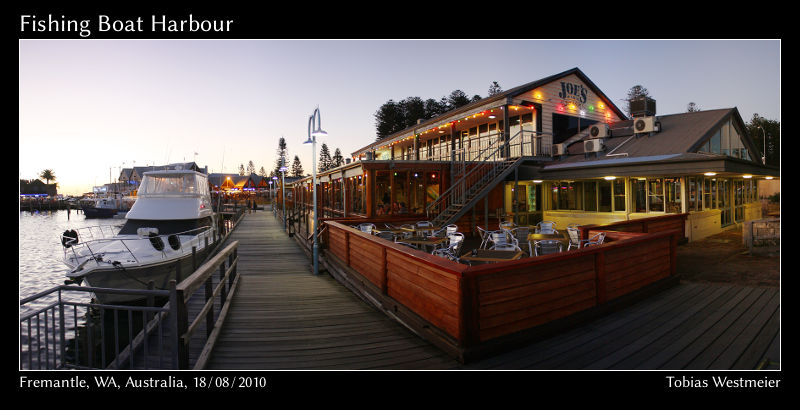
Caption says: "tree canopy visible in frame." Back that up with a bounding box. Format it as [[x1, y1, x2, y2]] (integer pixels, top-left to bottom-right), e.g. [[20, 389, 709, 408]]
[[746, 113, 780, 167], [373, 81, 501, 141], [39, 169, 56, 184]]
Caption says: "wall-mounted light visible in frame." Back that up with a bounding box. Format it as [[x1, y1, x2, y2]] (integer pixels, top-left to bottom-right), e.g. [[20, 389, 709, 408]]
[[603, 176, 617, 180], [704, 172, 717, 176], [532, 180, 543, 183], [765, 176, 774, 180], [743, 175, 753, 179]]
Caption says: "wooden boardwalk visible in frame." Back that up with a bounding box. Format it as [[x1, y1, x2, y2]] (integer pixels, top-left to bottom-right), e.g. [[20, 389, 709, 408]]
[[206, 210, 780, 370], [205, 210, 460, 369]]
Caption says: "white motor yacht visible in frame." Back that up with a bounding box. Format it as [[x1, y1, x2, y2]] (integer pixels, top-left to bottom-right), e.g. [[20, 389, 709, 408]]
[[61, 169, 220, 304]]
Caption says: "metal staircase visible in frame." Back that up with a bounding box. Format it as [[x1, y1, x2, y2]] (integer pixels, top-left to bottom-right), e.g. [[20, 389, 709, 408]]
[[426, 130, 531, 227]]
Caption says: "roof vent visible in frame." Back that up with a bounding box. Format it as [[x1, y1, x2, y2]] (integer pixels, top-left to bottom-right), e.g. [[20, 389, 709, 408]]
[[630, 97, 656, 118]]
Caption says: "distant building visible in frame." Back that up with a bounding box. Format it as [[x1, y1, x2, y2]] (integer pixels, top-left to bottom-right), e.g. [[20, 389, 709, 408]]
[[20, 179, 57, 197], [117, 162, 206, 194]]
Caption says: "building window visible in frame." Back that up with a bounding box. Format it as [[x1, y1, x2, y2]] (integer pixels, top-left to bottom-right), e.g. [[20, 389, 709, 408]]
[[665, 178, 681, 213], [375, 171, 390, 215], [634, 177, 681, 213], [613, 179, 626, 212], [552, 113, 598, 145], [412, 172, 425, 213], [393, 171, 409, 214], [583, 181, 597, 212], [703, 178, 714, 209], [551, 181, 582, 210]]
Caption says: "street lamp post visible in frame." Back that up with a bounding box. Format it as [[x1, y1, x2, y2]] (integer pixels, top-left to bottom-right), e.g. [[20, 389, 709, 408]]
[[304, 107, 328, 275], [280, 159, 288, 233], [272, 176, 278, 214]]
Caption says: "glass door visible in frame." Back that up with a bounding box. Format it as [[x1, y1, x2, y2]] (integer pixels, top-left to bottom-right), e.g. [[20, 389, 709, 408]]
[[719, 179, 732, 226], [734, 179, 745, 222]]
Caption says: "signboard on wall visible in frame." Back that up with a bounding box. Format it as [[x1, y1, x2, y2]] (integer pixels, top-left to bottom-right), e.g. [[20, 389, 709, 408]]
[[558, 81, 588, 109]]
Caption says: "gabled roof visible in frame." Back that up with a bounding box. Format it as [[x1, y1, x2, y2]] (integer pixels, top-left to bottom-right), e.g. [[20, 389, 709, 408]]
[[542, 107, 774, 176], [559, 108, 754, 161], [358, 67, 627, 154]]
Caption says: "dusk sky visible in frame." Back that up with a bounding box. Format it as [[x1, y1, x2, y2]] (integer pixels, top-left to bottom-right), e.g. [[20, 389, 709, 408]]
[[19, 39, 780, 195]]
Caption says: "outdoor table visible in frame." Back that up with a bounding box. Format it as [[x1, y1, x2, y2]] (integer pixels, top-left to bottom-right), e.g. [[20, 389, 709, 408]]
[[401, 226, 440, 236], [372, 228, 408, 235], [529, 231, 570, 246], [401, 236, 448, 250], [460, 249, 524, 263]]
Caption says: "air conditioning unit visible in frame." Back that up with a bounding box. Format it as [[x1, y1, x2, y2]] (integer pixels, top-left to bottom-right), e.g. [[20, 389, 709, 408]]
[[633, 116, 657, 134], [552, 143, 567, 156], [589, 123, 610, 139], [584, 139, 605, 153]]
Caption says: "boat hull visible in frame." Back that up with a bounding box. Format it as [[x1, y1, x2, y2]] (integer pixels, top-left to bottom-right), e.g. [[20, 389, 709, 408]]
[[79, 244, 214, 304], [82, 206, 118, 218]]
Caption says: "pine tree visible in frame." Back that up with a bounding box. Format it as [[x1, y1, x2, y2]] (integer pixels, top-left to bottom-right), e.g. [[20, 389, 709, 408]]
[[247, 160, 256, 175], [332, 148, 344, 168], [274, 137, 287, 176], [291, 155, 304, 177], [319, 143, 332, 171], [238, 164, 245, 176], [488, 81, 502, 96]]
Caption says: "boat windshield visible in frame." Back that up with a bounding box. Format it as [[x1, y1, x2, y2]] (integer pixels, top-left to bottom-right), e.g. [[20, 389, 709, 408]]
[[139, 173, 209, 197]]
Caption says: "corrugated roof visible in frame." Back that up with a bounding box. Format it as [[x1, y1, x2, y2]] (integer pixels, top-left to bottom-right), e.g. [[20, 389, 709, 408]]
[[560, 108, 735, 164]]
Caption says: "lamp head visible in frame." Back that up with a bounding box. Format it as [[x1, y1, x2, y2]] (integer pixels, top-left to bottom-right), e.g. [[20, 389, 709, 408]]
[[303, 136, 314, 145], [311, 129, 328, 138]]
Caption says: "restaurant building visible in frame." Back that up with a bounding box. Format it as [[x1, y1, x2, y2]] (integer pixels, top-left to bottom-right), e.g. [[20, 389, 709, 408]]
[[289, 67, 779, 241]]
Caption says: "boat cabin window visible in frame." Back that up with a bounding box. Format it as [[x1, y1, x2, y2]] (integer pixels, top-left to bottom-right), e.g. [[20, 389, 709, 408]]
[[139, 173, 209, 197]]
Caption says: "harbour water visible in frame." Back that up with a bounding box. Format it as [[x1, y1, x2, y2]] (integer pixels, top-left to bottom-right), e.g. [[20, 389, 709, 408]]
[[20, 208, 146, 369], [19, 209, 122, 309]]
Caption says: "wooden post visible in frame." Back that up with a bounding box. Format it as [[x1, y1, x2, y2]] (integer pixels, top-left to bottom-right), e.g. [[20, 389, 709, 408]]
[[205, 276, 214, 338], [366, 169, 375, 218], [146, 281, 155, 323], [219, 261, 227, 307], [175, 261, 182, 284]]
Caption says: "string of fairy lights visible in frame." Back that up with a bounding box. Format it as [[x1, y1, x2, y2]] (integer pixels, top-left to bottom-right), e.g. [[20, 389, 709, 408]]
[[359, 89, 616, 159]]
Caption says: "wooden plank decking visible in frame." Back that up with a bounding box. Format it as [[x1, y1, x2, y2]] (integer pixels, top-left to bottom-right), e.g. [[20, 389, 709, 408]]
[[204, 210, 460, 370], [205, 210, 780, 370]]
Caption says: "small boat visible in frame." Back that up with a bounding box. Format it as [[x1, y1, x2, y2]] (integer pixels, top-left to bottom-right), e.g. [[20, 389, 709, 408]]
[[61, 169, 221, 304], [81, 197, 122, 218]]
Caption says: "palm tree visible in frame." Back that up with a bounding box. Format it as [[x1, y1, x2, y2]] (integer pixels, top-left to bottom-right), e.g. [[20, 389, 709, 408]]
[[39, 169, 56, 185]]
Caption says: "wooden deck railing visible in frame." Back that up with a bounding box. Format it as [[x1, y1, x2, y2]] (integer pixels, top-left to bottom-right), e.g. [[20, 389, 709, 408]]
[[322, 215, 683, 362]]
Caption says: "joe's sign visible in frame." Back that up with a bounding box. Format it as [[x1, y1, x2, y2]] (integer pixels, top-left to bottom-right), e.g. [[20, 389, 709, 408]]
[[558, 81, 588, 106]]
